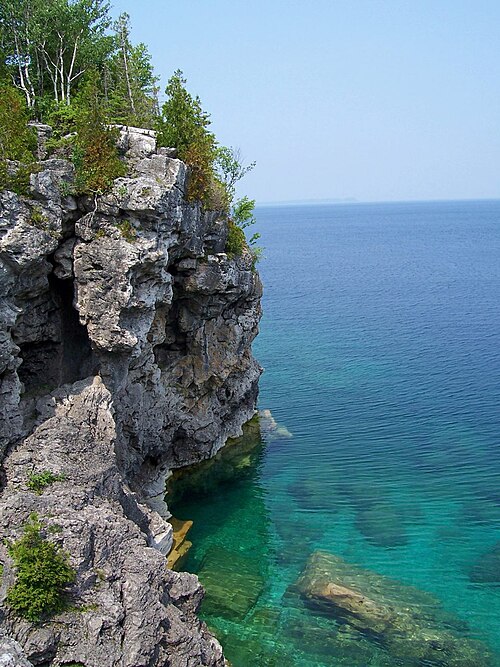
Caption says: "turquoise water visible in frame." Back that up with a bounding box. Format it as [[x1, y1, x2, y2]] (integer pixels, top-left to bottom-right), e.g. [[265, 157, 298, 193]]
[[170, 200, 500, 666]]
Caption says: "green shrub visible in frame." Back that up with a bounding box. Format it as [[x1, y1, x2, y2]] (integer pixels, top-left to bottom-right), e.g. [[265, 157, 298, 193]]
[[27, 471, 66, 495], [183, 138, 217, 206], [116, 219, 137, 242], [73, 73, 126, 194], [0, 83, 37, 194], [225, 197, 262, 266], [44, 102, 79, 157], [6, 514, 75, 622], [226, 219, 247, 256], [206, 176, 231, 213], [29, 206, 48, 230]]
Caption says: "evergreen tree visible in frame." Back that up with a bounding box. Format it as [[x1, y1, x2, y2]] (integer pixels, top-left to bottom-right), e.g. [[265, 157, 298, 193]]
[[157, 70, 217, 203]]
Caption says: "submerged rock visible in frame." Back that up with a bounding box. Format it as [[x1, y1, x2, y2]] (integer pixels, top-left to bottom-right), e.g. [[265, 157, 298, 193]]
[[337, 482, 409, 547], [354, 501, 408, 547], [197, 546, 265, 621], [295, 551, 493, 666], [166, 415, 264, 506], [287, 477, 340, 512], [469, 542, 500, 584], [259, 408, 293, 439], [167, 516, 194, 570]]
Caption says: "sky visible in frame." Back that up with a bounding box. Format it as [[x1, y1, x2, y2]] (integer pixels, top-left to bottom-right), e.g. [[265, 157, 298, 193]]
[[110, 0, 500, 204]]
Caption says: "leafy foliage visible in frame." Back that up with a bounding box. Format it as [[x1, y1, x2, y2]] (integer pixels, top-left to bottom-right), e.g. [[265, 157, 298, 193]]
[[0, 82, 37, 193], [6, 514, 75, 622], [225, 196, 262, 266], [0, 0, 112, 110], [104, 13, 159, 128], [214, 146, 255, 202], [27, 471, 66, 495], [225, 219, 247, 256], [73, 72, 126, 193]]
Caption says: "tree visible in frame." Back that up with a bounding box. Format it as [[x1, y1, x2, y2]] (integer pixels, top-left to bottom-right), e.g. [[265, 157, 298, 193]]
[[0, 81, 37, 192], [104, 13, 159, 128], [0, 0, 37, 107], [35, 0, 112, 106], [0, 0, 113, 111], [157, 70, 216, 203], [214, 146, 255, 201]]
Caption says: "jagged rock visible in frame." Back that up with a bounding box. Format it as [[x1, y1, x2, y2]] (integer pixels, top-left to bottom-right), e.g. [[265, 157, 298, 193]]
[[295, 551, 493, 666], [28, 123, 52, 161], [0, 126, 261, 665], [0, 633, 33, 667], [115, 125, 157, 159], [53, 238, 76, 280], [0, 378, 225, 667]]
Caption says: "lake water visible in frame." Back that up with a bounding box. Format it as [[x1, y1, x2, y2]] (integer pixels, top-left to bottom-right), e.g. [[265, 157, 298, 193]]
[[169, 200, 500, 666]]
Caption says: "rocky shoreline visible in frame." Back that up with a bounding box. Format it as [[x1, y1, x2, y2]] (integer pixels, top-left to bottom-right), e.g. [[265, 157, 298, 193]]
[[0, 126, 262, 666]]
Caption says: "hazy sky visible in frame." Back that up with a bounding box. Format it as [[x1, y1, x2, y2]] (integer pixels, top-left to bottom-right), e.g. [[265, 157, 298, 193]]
[[111, 0, 500, 204]]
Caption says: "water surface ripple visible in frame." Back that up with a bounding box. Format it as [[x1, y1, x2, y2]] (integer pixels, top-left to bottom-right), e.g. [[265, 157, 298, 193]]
[[173, 200, 500, 666]]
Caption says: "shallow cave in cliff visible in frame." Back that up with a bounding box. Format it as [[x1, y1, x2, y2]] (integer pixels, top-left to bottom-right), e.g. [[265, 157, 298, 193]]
[[17, 275, 99, 396], [153, 311, 188, 369]]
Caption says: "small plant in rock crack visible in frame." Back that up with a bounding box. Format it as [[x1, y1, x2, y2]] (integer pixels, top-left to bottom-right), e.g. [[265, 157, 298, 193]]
[[58, 179, 76, 197], [27, 470, 66, 495], [29, 206, 48, 230], [6, 513, 75, 622], [116, 219, 137, 242], [117, 184, 128, 198]]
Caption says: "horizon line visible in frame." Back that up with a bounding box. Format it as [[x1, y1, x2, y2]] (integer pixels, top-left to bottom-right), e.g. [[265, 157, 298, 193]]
[[255, 196, 500, 207]]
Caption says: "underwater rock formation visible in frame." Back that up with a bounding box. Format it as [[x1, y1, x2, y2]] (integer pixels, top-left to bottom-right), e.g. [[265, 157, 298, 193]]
[[469, 542, 500, 584], [0, 126, 262, 665], [296, 551, 493, 666]]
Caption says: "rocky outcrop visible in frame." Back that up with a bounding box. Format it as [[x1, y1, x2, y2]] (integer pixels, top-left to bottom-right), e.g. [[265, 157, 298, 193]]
[[0, 126, 262, 665]]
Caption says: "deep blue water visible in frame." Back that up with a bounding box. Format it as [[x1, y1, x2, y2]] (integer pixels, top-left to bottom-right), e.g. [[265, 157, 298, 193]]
[[172, 200, 500, 666]]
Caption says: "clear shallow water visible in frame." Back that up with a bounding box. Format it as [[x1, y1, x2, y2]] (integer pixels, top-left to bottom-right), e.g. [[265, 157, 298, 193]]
[[170, 201, 500, 666]]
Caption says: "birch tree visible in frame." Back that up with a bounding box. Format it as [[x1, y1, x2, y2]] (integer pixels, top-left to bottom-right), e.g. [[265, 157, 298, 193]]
[[36, 0, 111, 105], [105, 13, 159, 127], [0, 0, 37, 107]]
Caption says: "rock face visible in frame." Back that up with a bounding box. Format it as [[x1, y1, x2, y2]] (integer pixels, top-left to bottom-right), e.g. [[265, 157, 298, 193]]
[[0, 127, 262, 665], [296, 551, 493, 666]]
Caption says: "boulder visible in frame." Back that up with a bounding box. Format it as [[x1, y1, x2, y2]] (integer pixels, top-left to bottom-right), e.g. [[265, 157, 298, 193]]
[[295, 551, 493, 666]]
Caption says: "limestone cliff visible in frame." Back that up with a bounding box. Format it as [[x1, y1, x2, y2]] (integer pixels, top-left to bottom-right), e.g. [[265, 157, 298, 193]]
[[0, 127, 262, 666]]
